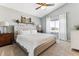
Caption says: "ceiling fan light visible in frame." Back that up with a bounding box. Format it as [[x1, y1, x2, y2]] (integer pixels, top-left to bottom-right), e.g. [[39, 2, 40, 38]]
[[41, 6, 47, 9]]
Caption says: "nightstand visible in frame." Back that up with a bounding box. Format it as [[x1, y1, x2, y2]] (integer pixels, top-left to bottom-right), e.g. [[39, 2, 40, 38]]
[[37, 30, 43, 33]]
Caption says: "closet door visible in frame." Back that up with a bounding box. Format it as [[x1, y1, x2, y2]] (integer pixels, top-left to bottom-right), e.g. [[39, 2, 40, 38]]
[[59, 13, 67, 40]]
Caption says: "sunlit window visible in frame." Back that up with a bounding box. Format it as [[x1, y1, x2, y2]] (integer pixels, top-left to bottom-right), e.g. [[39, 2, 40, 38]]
[[46, 20, 59, 33]]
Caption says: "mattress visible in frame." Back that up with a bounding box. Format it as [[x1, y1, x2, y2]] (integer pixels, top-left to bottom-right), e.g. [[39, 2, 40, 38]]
[[16, 33, 56, 56]]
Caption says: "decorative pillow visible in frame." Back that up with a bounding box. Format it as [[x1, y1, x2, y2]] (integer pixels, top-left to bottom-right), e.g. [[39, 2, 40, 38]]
[[31, 30, 37, 34]]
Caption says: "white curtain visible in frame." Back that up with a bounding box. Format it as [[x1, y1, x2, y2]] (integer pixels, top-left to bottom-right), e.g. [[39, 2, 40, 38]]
[[46, 16, 51, 33], [59, 13, 67, 40]]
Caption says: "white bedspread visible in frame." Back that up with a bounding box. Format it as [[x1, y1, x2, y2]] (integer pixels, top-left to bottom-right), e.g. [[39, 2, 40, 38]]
[[16, 33, 56, 56]]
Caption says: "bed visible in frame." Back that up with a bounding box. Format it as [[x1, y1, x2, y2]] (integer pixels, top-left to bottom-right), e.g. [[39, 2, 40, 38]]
[[15, 24, 56, 56], [16, 33, 56, 56]]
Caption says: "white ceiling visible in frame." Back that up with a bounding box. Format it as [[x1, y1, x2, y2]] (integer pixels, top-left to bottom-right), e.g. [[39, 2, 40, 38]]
[[0, 3, 65, 18]]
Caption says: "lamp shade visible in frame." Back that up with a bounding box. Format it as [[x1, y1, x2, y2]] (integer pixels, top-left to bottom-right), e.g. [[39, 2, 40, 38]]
[[0, 21, 9, 26]]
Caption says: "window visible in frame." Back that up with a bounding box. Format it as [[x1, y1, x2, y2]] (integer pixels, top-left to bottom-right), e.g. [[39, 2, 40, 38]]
[[46, 20, 59, 33]]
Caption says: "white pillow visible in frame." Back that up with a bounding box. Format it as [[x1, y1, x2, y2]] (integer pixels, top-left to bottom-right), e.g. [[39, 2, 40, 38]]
[[31, 30, 37, 34], [21, 30, 31, 35], [16, 30, 22, 35]]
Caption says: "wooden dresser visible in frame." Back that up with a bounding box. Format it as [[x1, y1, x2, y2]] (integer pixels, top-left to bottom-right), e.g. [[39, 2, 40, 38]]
[[0, 33, 14, 46], [0, 26, 14, 46]]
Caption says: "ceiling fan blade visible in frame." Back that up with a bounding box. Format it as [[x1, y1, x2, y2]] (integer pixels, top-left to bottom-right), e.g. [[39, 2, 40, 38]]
[[36, 3, 47, 6], [47, 4, 55, 6], [35, 6, 42, 10], [36, 3, 44, 5]]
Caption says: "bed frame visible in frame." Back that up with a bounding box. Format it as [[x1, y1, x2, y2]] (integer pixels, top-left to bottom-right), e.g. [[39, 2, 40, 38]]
[[14, 24, 56, 56], [16, 39, 56, 56]]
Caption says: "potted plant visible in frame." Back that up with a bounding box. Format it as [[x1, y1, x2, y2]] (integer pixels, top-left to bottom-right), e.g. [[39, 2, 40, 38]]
[[75, 25, 79, 30]]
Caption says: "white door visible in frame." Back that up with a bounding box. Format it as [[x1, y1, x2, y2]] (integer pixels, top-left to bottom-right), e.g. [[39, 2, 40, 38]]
[[59, 13, 67, 40]]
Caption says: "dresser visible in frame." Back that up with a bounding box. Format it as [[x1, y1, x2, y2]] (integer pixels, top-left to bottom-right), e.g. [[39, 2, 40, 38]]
[[0, 26, 14, 46], [71, 30, 79, 50], [0, 33, 14, 46]]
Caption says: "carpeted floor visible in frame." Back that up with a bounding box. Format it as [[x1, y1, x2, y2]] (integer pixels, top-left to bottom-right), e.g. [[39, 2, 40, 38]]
[[0, 40, 79, 56]]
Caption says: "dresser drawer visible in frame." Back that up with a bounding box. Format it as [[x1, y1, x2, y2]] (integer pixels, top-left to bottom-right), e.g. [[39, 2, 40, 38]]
[[0, 33, 14, 46]]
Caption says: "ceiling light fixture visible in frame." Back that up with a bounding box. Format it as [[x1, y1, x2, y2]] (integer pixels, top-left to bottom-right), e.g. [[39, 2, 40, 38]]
[[41, 6, 47, 9]]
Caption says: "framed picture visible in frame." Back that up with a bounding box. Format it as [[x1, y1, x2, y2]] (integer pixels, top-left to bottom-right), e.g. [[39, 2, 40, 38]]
[[21, 16, 31, 23]]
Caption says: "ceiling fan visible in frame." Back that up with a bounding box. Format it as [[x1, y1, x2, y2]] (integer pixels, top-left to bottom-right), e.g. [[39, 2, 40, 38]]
[[35, 3, 55, 10]]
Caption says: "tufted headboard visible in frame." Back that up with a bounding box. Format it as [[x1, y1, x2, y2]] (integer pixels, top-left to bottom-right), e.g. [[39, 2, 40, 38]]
[[15, 23, 36, 31], [14, 23, 37, 38]]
